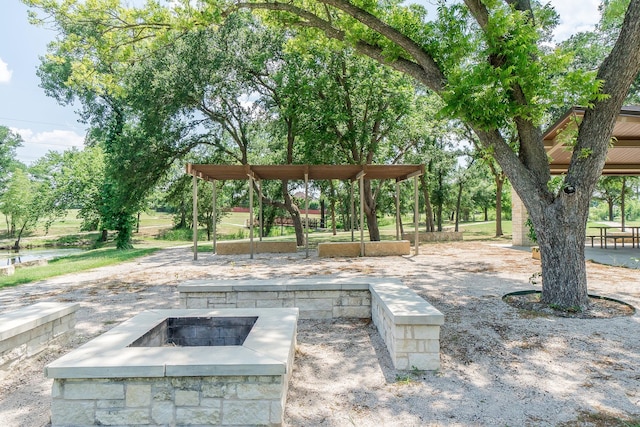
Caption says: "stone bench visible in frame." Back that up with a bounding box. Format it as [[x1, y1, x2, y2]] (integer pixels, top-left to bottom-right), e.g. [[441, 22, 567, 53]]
[[402, 231, 463, 243], [369, 280, 444, 370], [365, 240, 411, 256], [0, 302, 79, 376], [216, 240, 298, 255], [179, 278, 444, 370], [317, 242, 361, 257], [317, 240, 411, 257]]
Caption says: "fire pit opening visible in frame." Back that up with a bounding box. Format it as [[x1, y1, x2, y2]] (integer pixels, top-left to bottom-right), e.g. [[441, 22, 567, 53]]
[[128, 316, 258, 347]]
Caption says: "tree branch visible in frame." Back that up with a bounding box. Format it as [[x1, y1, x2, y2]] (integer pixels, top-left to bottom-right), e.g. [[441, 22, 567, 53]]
[[234, 1, 445, 92]]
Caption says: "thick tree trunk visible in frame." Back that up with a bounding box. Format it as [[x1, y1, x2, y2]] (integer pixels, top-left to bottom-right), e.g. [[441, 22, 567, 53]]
[[363, 180, 380, 241], [535, 195, 590, 310], [281, 181, 305, 246]]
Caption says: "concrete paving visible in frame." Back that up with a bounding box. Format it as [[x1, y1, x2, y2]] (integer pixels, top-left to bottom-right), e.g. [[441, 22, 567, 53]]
[[584, 246, 640, 269], [510, 244, 640, 269]]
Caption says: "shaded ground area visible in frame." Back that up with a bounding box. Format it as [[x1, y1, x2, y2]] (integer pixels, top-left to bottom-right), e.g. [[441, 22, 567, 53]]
[[0, 241, 638, 426]]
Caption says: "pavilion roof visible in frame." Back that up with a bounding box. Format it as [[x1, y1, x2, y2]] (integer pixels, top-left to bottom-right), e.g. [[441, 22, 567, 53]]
[[543, 106, 640, 176]]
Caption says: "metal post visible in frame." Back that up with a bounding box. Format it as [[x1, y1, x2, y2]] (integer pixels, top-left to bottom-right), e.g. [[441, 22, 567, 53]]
[[414, 174, 419, 255], [360, 175, 365, 257], [212, 179, 217, 254], [396, 181, 400, 241], [192, 173, 198, 261], [305, 173, 309, 258], [249, 174, 254, 259]]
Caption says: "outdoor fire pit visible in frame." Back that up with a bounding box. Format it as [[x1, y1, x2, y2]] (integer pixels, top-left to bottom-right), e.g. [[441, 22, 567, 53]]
[[45, 308, 298, 427]]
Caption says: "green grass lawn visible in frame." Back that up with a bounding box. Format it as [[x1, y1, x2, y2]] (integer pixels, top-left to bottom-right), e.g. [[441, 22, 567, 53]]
[[0, 247, 159, 289]]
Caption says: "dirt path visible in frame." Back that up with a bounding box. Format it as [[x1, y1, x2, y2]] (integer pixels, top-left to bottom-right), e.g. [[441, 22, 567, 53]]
[[0, 241, 638, 426]]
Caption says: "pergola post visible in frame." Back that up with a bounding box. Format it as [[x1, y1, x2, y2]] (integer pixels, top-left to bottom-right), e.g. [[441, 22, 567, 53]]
[[350, 181, 355, 242], [248, 174, 254, 259], [192, 173, 198, 261], [212, 179, 217, 254], [258, 180, 263, 242], [414, 174, 419, 255], [359, 173, 365, 257], [305, 172, 309, 258], [395, 181, 400, 241]]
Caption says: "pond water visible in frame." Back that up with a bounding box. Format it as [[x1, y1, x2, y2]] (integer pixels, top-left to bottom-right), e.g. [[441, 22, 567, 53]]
[[0, 248, 84, 265]]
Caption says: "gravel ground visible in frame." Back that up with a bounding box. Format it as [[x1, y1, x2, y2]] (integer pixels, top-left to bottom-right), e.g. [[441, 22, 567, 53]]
[[0, 241, 638, 426]]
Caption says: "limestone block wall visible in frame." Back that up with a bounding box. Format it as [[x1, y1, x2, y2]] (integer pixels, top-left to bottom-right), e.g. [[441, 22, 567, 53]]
[[179, 279, 444, 371], [51, 375, 287, 427], [371, 301, 441, 370], [369, 281, 443, 370], [0, 302, 78, 375], [317, 242, 361, 257], [402, 232, 463, 243], [216, 241, 297, 255], [317, 241, 411, 257], [364, 240, 410, 256], [181, 288, 371, 320]]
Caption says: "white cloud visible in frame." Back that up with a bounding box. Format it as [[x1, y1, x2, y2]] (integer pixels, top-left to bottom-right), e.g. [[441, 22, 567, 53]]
[[0, 57, 12, 84], [13, 128, 85, 149], [549, 0, 601, 42], [11, 128, 85, 164]]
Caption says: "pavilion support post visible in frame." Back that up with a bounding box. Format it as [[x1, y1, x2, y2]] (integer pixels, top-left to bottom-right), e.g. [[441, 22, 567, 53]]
[[258, 180, 263, 242], [359, 174, 365, 257], [395, 181, 400, 241], [212, 179, 217, 254], [350, 181, 355, 242], [249, 174, 254, 259], [192, 174, 198, 261], [414, 174, 419, 255], [305, 173, 309, 258]]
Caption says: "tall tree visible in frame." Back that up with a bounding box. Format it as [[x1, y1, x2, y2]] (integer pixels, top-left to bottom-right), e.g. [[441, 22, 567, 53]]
[[0, 126, 23, 193], [228, 0, 640, 310]]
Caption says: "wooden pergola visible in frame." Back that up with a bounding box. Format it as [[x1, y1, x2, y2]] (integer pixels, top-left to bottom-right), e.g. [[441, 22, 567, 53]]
[[186, 163, 425, 259]]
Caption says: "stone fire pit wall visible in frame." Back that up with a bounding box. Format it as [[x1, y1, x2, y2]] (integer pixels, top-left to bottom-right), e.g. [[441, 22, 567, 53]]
[[45, 308, 298, 427], [179, 278, 444, 370]]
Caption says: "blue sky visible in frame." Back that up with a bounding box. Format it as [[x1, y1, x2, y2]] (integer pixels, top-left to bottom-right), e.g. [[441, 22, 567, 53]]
[[1, 0, 601, 165]]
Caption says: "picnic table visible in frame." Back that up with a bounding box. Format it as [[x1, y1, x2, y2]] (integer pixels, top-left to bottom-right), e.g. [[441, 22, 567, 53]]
[[589, 226, 640, 249]]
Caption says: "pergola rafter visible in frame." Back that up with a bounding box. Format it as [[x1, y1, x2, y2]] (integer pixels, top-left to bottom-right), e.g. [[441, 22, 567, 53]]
[[186, 163, 425, 259]]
